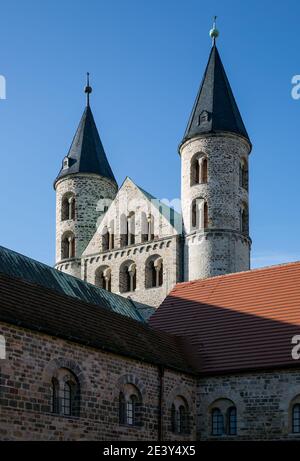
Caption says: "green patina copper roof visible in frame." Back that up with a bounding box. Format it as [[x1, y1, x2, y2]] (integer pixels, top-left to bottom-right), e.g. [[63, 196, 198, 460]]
[[0, 245, 154, 322]]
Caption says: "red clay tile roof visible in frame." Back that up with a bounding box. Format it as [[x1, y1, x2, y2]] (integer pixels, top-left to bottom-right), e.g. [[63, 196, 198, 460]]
[[149, 262, 300, 376], [0, 272, 199, 375]]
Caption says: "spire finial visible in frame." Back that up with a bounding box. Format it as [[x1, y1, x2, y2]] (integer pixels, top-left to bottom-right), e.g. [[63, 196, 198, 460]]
[[84, 72, 92, 107], [209, 16, 219, 46]]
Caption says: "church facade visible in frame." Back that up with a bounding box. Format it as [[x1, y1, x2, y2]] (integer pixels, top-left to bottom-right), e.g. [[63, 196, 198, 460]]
[[1, 26, 300, 442], [54, 29, 251, 307]]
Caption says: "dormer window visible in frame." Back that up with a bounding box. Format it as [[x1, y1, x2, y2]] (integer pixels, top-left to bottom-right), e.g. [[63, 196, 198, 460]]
[[63, 157, 69, 169], [198, 110, 210, 125]]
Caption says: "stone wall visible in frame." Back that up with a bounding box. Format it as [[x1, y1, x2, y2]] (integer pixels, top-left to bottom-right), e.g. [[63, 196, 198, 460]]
[[198, 368, 300, 440], [82, 235, 181, 307], [0, 323, 197, 441], [55, 173, 117, 278], [80, 177, 182, 307], [180, 133, 251, 281]]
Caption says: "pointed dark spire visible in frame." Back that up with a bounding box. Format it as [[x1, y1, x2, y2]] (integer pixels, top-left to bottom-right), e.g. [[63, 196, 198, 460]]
[[55, 77, 117, 184], [180, 26, 250, 148]]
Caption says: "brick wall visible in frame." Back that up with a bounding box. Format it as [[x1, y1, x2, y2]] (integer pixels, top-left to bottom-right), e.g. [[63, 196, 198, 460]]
[[55, 173, 118, 278], [180, 133, 251, 281], [198, 369, 300, 440], [0, 323, 197, 441]]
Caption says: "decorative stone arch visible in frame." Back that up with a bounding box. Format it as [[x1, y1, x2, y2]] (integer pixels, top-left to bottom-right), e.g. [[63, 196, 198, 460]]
[[43, 358, 85, 417], [116, 374, 146, 427], [190, 152, 208, 186], [141, 211, 155, 243], [61, 231, 75, 260], [119, 260, 136, 293], [95, 265, 112, 291], [191, 197, 207, 229], [61, 192, 75, 221], [204, 390, 244, 436], [127, 211, 136, 245], [145, 254, 163, 288], [166, 385, 193, 411], [208, 397, 236, 413], [115, 373, 147, 400], [43, 357, 86, 389], [166, 386, 193, 434], [120, 213, 128, 247]]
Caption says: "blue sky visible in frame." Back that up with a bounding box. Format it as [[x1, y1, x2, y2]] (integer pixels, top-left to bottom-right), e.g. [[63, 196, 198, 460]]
[[0, 0, 299, 268]]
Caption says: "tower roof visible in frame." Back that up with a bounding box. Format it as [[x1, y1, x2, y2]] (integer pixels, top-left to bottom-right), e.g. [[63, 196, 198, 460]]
[[180, 43, 250, 148], [55, 76, 116, 185]]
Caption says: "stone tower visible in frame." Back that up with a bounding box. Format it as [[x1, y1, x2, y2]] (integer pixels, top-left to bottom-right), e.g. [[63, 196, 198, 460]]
[[54, 77, 118, 278], [180, 30, 252, 282]]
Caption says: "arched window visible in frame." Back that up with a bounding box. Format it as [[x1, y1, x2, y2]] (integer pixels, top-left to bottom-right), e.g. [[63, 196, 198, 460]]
[[201, 157, 208, 183], [241, 203, 249, 234], [178, 405, 187, 433], [61, 194, 75, 221], [119, 392, 126, 425], [119, 384, 142, 427], [141, 213, 154, 243], [51, 368, 80, 417], [212, 408, 224, 436], [120, 213, 135, 247], [190, 154, 208, 186], [127, 212, 135, 246], [171, 396, 189, 434], [204, 201, 208, 229], [120, 213, 127, 248], [102, 227, 109, 252], [61, 232, 75, 259], [119, 261, 136, 293], [210, 398, 237, 436], [51, 378, 59, 414], [227, 406, 237, 435], [109, 221, 115, 250], [191, 157, 200, 186], [191, 199, 208, 229], [239, 158, 248, 190], [145, 255, 163, 288], [293, 404, 300, 433], [126, 395, 137, 426], [62, 382, 71, 416], [191, 200, 198, 229], [95, 266, 111, 292]]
